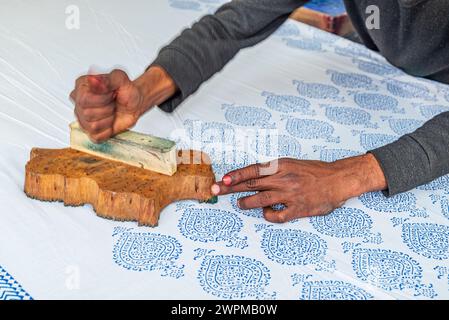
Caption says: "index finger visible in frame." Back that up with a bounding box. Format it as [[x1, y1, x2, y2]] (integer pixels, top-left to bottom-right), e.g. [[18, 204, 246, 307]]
[[223, 161, 279, 186]]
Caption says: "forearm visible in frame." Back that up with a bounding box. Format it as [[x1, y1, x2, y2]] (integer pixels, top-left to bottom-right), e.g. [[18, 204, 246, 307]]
[[151, 0, 306, 112], [133, 66, 178, 115], [332, 153, 387, 201], [370, 111, 449, 196]]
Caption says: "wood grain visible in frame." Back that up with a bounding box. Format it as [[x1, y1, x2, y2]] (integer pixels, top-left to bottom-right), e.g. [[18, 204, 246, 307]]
[[24, 148, 216, 227]]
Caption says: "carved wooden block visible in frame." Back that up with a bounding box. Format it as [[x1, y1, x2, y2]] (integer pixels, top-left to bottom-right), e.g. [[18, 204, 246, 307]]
[[24, 148, 216, 227]]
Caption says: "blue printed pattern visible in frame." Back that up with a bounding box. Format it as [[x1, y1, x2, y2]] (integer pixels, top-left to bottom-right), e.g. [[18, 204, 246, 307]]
[[357, 132, 397, 151], [418, 174, 449, 191], [284, 38, 323, 51], [327, 70, 378, 90], [260, 228, 331, 268], [384, 79, 436, 101], [177, 206, 248, 248], [418, 104, 449, 119], [210, 150, 256, 175], [197, 254, 275, 299], [384, 118, 423, 136], [251, 134, 302, 158], [352, 58, 400, 76], [314, 146, 360, 162], [285, 117, 340, 143], [223, 104, 274, 128], [310, 207, 373, 238], [298, 280, 374, 300], [359, 191, 427, 217], [321, 104, 378, 128], [274, 23, 300, 37], [262, 91, 315, 115], [169, 0, 226, 12], [401, 223, 449, 260], [183, 119, 236, 144], [230, 192, 263, 219], [352, 248, 426, 292], [352, 92, 404, 113], [293, 80, 343, 101], [0, 266, 32, 300], [112, 228, 184, 278]]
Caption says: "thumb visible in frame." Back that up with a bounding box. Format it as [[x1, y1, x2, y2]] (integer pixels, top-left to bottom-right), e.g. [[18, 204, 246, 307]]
[[88, 69, 130, 95]]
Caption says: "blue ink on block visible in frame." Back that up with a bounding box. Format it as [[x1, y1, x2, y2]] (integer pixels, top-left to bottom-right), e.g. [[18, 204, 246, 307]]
[[357, 132, 397, 151], [352, 248, 427, 292], [112, 228, 184, 278], [384, 79, 436, 101], [284, 38, 323, 51], [297, 279, 374, 300], [327, 70, 378, 90], [418, 104, 449, 119], [352, 58, 400, 76], [197, 254, 275, 299], [351, 92, 403, 113], [401, 223, 449, 260], [262, 91, 315, 115], [383, 117, 423, 136], [310, 207, 373, 238], [293, 80, 343, 101], [321, 104, 378, 128], [0, 266, 33, 300], [285, 117, 340, 143], [223, 104, 274, 128], [259, 228, 334, 271], [177, 206, 248, 249]]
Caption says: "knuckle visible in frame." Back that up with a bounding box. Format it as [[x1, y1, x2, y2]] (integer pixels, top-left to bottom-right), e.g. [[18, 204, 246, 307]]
[[245, 179, 259, 189]]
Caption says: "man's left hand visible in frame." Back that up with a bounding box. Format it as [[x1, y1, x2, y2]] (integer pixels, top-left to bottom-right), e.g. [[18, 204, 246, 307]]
[[211, 154, 387, 223]]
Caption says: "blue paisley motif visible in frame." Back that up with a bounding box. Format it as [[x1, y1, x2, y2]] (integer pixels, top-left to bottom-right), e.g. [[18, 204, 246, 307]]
[[314, 147, 360, 162], [327, 70, 378, 90], [352, 92, 403, 113], [385, 118, 423, 136], [352, 58, 400, 76], [299, 280, 374, 300], [223, 104, 273, 128], [274, 22, 300, 37], [197, 254, 275, 299], [112, 229, 184, 278], [251, 133, 302, 158], [352, 248, 423, 291], [260, 228, 328, 266], [293, 80, 343, 101], [358, 132, 397, 151], [418, 104, 449, 119], [285, 117, 340, 143], [310, 207, 373, 238], [262, 91, 315, 115], [183, 119, 235, 144], [284, 38, 323, 51], [384, 79, 435, 100], [177, 207, 248, 248], [402, 223, 449, 260], [321, 104, 378, 128], [359, 191, 418, 214]]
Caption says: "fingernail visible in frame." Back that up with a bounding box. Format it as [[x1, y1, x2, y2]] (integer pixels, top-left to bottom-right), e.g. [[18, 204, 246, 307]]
[[222, 175, 232, 186], [211, 184, 220, 195], [237, 199, 242, 208]]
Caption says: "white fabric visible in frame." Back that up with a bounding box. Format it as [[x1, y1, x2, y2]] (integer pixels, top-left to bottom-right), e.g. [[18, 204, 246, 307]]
[[1, 0, 449, 300]]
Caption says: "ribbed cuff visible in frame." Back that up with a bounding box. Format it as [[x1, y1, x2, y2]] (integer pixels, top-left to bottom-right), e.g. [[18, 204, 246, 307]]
[[149, 47, 203, 113]]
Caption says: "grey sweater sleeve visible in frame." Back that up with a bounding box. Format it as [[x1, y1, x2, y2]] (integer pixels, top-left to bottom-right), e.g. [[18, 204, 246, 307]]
[[370, 111, 449, 196], [150, 0, 305, 112]]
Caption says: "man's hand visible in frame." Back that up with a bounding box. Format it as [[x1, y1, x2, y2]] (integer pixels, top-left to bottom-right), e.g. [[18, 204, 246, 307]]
[[70, 66, 177, 143], [211, 154, 387, 223]]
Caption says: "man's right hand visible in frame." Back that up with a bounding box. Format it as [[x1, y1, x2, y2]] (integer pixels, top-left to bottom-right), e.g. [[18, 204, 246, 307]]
[[70, 69, 144, 143], [70, 66, 177, 143]]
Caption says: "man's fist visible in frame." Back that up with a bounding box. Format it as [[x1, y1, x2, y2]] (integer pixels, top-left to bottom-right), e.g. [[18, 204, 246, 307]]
[[70, 69, 144, 143]]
